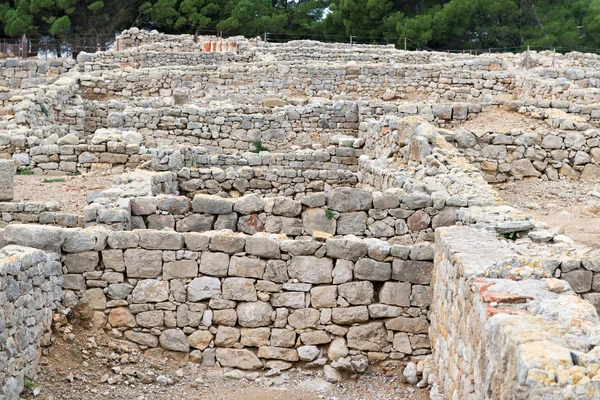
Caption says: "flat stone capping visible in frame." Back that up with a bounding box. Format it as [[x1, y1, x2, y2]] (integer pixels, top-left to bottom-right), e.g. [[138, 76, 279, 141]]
[[430, 225, 600, 399]]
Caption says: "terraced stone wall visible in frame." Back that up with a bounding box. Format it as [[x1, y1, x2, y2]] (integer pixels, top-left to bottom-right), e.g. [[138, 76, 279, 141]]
[[2, 224, 433, 371]]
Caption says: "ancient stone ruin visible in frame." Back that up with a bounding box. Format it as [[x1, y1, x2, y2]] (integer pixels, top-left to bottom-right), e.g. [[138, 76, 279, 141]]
[[2, 27, 600, 399]]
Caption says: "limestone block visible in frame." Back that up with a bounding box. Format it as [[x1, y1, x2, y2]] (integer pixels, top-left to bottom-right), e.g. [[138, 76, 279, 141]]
[[0, 160, 14, 201]]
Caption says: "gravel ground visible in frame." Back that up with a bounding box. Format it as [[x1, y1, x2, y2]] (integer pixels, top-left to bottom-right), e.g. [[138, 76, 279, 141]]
[[14, 173, 114, 214], [26, 315, 429, 400], [494, 178, 600, 249]]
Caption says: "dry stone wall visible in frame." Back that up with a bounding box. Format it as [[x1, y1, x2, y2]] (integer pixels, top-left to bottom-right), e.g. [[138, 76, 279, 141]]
[[0, 245, 61, 399], [2, 224, 432, 371]]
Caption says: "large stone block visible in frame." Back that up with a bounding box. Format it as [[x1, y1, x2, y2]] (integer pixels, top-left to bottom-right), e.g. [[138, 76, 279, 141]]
[[132, 280, 169, 303], [0, 160, 14, 201], [302, 208, 336, 235], [288, 256, 333, 284], [124, 249, 162, 278], [192, 194, 234, 214], [188, 276, 221, 301], [346, 321, 388, 351], [354, 259, 391, 281], [216, 348, 262, 370], [229, 256, 266, 278], [63, 251, 99, 273]]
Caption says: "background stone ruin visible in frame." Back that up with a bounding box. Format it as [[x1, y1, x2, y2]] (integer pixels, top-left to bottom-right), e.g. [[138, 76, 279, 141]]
[[1, 27, 600, 399]]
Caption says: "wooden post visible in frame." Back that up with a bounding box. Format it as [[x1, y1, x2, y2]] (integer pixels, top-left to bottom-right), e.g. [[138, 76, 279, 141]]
[[350, 36, 353, 45], [263, 32, 268, 42], [526, 45, 530, 69], [404, 37, 407, 51]]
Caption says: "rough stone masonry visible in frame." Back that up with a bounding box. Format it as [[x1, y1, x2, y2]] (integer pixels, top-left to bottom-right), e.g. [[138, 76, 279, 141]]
[[3, 27, 600, 399]]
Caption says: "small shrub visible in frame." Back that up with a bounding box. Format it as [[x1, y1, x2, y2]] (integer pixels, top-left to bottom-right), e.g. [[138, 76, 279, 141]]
[[24, 377, 34, 390], [40, 104, 48, 116], [16, 168, 34, 175], [251, 140, 269, 153], [42, 178, 65, 183], [67, 171, 81, 176], [501, 232, 517, 241], [325, 209, 334, 220]]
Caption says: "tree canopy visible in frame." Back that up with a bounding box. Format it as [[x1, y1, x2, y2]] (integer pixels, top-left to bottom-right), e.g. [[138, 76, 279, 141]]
[[1, 0, 600, 51]]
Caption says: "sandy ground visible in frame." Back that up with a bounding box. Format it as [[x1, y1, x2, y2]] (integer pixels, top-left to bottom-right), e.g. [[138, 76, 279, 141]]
[[14, 173, 114, 214], [494, 178, 600, 249]]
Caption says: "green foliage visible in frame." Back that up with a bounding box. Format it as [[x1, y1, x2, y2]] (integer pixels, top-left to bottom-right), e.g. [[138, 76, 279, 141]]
[[251, 140, 269, 153], [501, 231, 517, 241], [16, 168, 34, 175], [24, 377, 34, 391], [0, 0, 599, 52], [325, 209, 334, 219], [43, 178, 65, 183], [40, 104, 48, 116]]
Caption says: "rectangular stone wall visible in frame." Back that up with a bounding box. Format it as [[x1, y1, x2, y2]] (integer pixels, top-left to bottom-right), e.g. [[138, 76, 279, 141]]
[[431, 224, 600, 399], [446, 123, 600, 182], [0, 245, 61, 399], [79, 60, 513, 101], [2, 224, 432, 370]]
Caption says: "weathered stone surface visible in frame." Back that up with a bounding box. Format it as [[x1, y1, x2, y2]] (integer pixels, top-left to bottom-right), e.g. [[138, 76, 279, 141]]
[[163, 260, 198, 280], [108, 307, 136, 327], [0, 160, 15, 201], [132, 280, 169, 303], [188, 277, 221, 301], [346, 322, 388, 351], [385, 317, 429, 333], [327, 188, 373, 212], [192, 194, 234, 214], [240, 328, 270, 347], [237, 301, 274, 327], [136, 310, 164, 327], [392, 260, 433, 284], [199, 251, 230, 277], [233, 194, 266, 214], [326, 238, 368, 262], [222, 278, 257, 301], [81, 288, 106, 310], [229, 256, 266, 278], [159, 329, 190, 352], [210, 232, 246, 254], [337, 212, 367, 235], [124, 249, 162, 278], [331, 306, 369, 325], [288, 256, 333, 283], [216, 349, 262, 370], [288, 308, 320, 329], [215, 326, 240, 347], [125, 331, 158, 347], [271, 292, 305, 309], [271, 197, 302, 217], [246, 235, 281, 259], [354, 259, 391, 281], [258, 346, 299, 362], [379, 282, 411, 307], [310, 286, 338, 308], [338, 281, 374, 305], [138, 230, 183, 250], [64, 251, 99, 273], [302, 209, 336, 235]]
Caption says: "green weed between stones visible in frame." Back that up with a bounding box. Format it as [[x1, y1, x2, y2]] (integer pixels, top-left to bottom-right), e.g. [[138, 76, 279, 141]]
[[42, 178, 65, 183], [16, 168, 34, 175], [251, 140, 269, 153], [325, 209, 334, 220]]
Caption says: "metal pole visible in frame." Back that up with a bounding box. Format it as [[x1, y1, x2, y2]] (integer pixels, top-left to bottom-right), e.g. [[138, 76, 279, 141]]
[[350, 36, 353, 45], [263, 32, 268, 42], [404, 37, 407, 51]]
